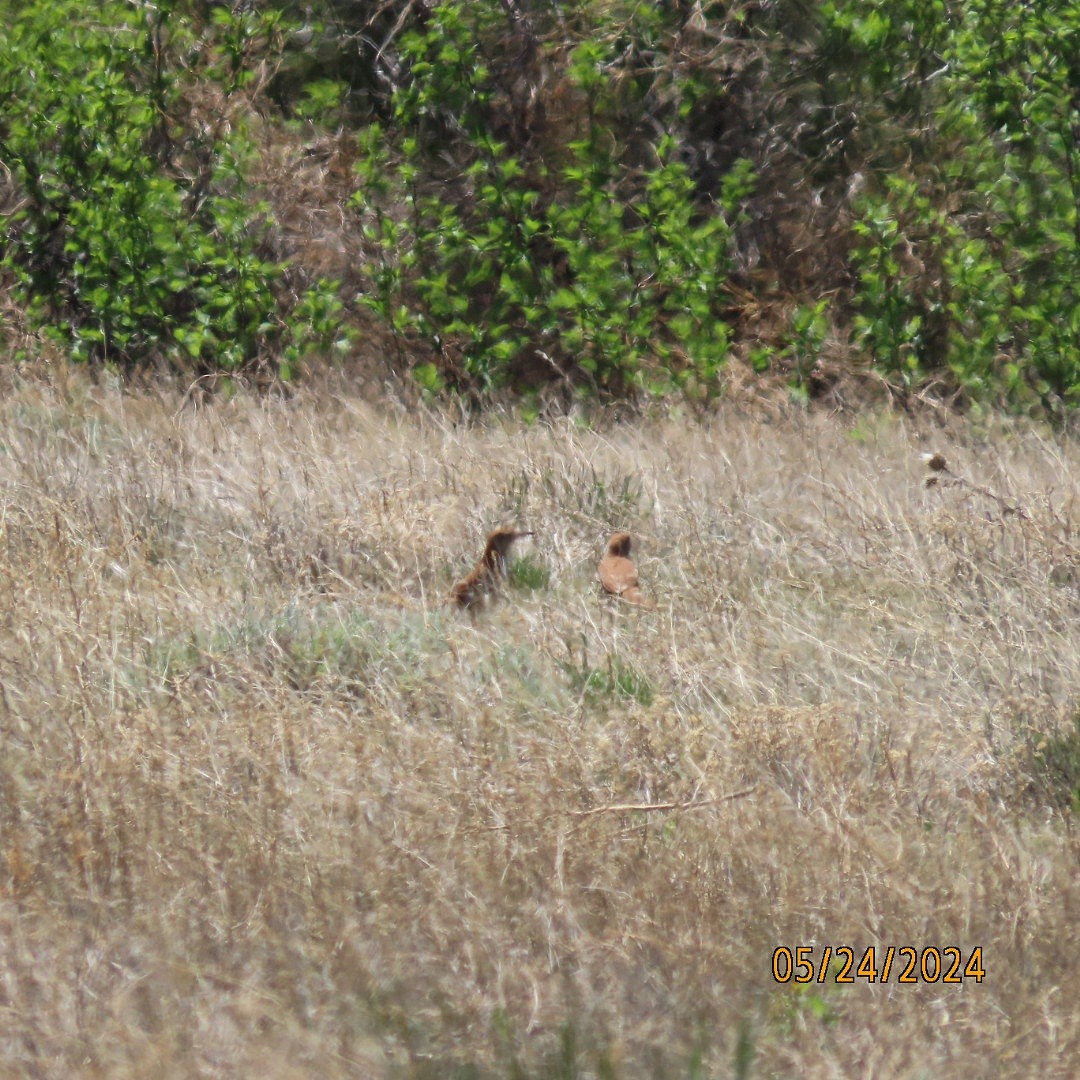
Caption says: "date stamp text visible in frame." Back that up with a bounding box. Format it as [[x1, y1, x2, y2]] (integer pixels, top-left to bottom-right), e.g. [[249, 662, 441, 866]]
[[772, 945, 985, 984]]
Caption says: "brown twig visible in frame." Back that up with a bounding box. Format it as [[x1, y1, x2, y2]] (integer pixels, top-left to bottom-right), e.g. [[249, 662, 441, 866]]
[[572, 786, 758, 818]]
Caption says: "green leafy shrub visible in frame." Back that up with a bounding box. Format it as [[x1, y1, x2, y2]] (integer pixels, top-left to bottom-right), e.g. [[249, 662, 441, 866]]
[[0, 0, 339, 374], [1022, 708, 1080, 814], [784, 299, 831, 395], [949, 0, 1080, 410], [351, 0, 748, 399], [561, 652, 655, 708], [848, 178, 952, 387], [841, 0, 1079, 412], [508, 556, 550, 593]]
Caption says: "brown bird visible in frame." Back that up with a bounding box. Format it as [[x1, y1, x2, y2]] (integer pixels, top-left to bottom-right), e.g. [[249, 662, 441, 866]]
[[922, 451, 952, 488], [598, 532, 654, 609], [449, 527, 532, 610]]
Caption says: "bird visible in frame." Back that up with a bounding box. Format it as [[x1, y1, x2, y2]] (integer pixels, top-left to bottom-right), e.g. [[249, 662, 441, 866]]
[[449, 527, 532, 610], [922, 451, 951, 488], [598, 532, 654, 609]]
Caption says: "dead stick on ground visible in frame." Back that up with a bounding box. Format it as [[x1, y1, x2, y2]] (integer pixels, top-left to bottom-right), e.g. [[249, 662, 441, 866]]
[[572, 786, 758, 818]]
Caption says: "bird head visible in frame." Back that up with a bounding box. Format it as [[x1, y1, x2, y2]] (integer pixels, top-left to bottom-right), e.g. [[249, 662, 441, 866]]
[[484, 527, 532, 564]]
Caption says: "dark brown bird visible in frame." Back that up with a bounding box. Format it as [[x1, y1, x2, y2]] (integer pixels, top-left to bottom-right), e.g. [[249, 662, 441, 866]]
[[599, 532, 654, 609], [922, 451, 952, 488], [450, 527, 532, 610]]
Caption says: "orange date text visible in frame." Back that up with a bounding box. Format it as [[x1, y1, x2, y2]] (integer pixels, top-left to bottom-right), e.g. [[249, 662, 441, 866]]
[[771, 945, 985, 984]]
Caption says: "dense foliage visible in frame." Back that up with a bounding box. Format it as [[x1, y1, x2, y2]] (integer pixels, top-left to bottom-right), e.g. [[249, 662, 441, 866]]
[[0, 0, 338, 374], [1, 0, 1077, 411], [352, 3, 750, 399], [835, 0, 1080, 411]]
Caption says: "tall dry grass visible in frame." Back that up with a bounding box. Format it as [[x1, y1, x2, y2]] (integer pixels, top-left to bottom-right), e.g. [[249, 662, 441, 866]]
[[0, 369, 1077, 1078]]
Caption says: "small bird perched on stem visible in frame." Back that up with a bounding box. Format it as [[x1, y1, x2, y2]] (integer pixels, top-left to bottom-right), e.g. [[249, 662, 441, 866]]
[[449, 527, 532, 610], [599, 532, 654, 609], [922, 451, 951, 488]]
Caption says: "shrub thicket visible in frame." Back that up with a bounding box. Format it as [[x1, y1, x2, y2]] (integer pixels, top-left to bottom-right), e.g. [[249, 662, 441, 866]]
[[351, 2, 751, 399], [0, 0, 339, 375], [1, 0, 1077, 410], [839, 0, 1079, 412]]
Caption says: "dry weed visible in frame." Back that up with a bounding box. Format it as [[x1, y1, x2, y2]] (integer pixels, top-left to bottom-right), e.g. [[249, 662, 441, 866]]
[[0, 371, 1077, 1077]]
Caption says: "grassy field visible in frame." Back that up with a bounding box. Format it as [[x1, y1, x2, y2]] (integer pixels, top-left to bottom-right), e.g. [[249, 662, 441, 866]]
[[0, 369, 1078, 1078]]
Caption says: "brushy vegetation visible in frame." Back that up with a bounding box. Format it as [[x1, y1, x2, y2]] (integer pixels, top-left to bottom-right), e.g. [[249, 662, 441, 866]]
[[0, 368, 1078, 1076], [0, 0, 343, 375], [1, 0, 1077, 411]]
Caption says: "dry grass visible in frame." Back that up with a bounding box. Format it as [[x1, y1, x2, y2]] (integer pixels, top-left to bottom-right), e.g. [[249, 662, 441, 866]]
[[0, 369, 1078, 1078]]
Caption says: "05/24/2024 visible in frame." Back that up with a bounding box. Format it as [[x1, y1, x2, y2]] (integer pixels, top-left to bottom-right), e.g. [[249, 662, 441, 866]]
[[772, 945, 985, 985]]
